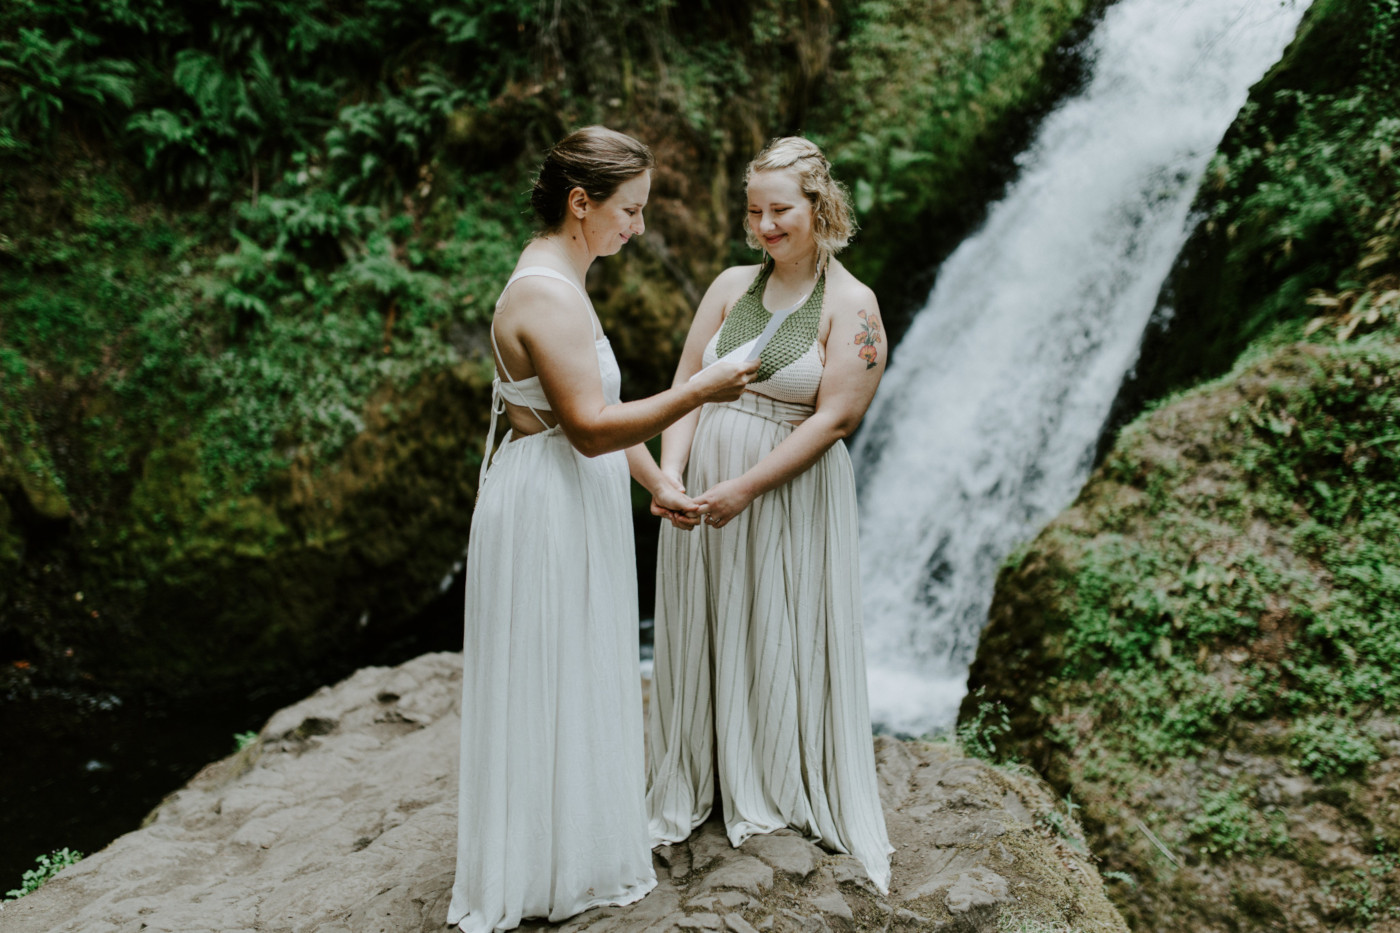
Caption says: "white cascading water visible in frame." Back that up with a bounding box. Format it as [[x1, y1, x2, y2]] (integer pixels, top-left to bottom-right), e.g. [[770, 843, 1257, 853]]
[[851, 0, 1311, 736]]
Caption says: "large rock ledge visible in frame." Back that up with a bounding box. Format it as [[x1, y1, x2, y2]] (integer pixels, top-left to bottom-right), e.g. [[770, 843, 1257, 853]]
[[1, 653, 1126, 932]]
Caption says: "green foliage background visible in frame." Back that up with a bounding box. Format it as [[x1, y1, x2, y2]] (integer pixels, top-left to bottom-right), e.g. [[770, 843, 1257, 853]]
[[0, 0, 1094, 694]]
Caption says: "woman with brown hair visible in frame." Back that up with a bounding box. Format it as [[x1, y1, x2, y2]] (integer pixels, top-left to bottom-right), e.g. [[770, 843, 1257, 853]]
[[646, 136, 893, 893], [448, 126, 757, 932]]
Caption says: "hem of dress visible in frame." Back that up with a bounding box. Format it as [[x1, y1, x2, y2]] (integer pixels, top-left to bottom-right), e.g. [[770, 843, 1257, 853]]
[[648, 806, 712, 849], [448, 872, 658, 933], [649, 811, 892, 895]]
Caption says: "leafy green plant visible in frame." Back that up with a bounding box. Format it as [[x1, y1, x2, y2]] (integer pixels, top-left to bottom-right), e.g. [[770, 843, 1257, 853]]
[[1037, 794, 1088, 853], [431, 2, 536, 49], [234, 730, 259, 751], [1320, 834, 1400, 928], [0, 27, 134, 139], [1193, 0, 1400, 350], [1186, 788, 1258, 860], [208, 189, 381, 324], [1364, 0, 1400, 89], [127, 43, 327, 198], [957, 687, 1015, 762], [1291, 714, 1381, 780], [1205, 91, 1400, 275], [4, 848, 83, 900], [324, 67, 468, 202]]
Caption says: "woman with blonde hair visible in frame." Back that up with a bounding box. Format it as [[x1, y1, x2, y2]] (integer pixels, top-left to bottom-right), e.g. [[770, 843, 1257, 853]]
[[646, 136, 893, 892], [449, 125, 757, 932]]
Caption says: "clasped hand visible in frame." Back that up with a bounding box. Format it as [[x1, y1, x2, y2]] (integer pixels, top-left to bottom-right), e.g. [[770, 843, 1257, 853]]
[[649, 472, 754, 531]]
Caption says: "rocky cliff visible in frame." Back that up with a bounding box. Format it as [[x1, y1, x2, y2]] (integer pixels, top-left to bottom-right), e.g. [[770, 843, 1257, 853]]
[[2, 652, 1127, 933]]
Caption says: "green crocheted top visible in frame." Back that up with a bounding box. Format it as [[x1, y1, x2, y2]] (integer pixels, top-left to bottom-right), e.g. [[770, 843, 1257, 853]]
[[714, 264, 826, 383]]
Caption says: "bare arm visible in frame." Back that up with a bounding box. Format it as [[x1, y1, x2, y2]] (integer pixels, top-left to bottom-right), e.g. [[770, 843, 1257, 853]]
[[513, 278, 757, 457], [693, 289, 886, 527], [627, 443, 698, 521]]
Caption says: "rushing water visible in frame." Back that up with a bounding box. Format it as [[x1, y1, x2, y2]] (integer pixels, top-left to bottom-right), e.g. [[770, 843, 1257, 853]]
[[851, 0, 1312, 736]]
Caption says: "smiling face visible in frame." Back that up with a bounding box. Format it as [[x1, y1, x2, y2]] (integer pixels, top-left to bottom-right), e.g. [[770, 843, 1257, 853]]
[[581, 171, 650, 257], [747, 169, 816, 264]]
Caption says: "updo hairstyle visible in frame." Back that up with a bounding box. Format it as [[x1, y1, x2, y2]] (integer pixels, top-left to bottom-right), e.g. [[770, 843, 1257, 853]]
[[744, 136, 856, 266], [530, 126, 654, 231]]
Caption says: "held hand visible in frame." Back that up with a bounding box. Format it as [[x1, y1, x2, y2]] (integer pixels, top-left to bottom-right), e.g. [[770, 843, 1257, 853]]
[[660, 467, 686, 494], [691, 358, 760, 404], [651, 483, 701, 531], [693, 478, 755, 529]]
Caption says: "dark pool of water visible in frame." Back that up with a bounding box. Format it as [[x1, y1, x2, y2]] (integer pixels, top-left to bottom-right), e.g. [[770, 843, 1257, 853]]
[[0, 513, 662, 893], [0, 685, 295, 890], [0, 583, 466, 892]]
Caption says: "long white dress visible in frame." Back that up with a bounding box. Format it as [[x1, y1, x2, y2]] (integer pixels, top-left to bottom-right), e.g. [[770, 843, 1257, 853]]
[[646, 266, 893, 893], [449, 267, 657, 933]]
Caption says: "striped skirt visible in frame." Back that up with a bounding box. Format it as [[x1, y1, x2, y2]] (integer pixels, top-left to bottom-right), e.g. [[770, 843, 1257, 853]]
[[646, 391, 892, 893]]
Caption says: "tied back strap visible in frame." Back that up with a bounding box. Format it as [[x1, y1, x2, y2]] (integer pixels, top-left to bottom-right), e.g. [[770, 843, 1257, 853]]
[[478, 383, 514, 495], [479, 266, 596, 490], [480, 325, 549, 494]]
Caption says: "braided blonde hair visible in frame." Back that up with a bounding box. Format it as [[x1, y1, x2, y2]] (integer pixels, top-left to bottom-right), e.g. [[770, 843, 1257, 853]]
[[744, 136, 856, 271]]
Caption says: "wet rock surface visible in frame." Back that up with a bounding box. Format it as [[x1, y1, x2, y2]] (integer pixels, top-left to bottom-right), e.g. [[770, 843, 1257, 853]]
[[2, 653, 1125, 933]]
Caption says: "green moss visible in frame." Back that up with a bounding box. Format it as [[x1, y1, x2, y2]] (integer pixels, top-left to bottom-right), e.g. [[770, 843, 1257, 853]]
[[966, 331, 1400, 928]]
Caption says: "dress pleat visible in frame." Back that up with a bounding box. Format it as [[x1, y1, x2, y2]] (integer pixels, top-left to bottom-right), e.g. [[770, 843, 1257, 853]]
[[450, 425, 657, 930], [647, 392, 893, 894]]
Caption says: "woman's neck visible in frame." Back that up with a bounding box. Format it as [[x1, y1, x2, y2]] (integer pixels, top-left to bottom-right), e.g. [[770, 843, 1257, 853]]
[[537, 221, 594, 282], [768, 249, 819, 286]]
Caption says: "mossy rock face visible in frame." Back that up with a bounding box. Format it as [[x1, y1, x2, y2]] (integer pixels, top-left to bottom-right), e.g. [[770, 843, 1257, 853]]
[[964, 336, 1400, 932], [1, 362, 493, 693], [986, 10, 1400, 922], [0, 494, 21, 610]]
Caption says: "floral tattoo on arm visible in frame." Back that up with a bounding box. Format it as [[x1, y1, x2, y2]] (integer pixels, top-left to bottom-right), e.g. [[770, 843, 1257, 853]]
[[853, 309, 883, 369]]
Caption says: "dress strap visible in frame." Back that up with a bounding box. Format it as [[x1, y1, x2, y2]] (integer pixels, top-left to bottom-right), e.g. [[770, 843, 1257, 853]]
[[743, 262, 774, 300], [481, 266, 597, 489], [499, 266, 601, 339], [489, 326, 551, 431], [490, 264, 595, 429], [478, 385, 513, 495]]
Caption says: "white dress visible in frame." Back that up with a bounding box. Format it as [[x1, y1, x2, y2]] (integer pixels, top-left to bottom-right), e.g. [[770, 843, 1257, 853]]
[[449, 267, 657, 933], [646, 266, 893, 893]]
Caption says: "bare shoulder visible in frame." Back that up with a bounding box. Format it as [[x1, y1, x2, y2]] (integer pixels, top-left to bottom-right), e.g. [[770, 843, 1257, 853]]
[[821, 261, 885, 373], [823, 261, 879, 317], [496, 273, 586, 317], [496, 273, 592, 338], [709, 263, 764, 303]]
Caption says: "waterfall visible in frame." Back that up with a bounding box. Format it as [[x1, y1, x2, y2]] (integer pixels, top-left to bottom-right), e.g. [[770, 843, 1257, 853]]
[[851, 0, 1311, 736]]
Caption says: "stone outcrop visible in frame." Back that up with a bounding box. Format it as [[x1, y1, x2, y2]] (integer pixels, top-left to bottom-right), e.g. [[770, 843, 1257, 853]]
[[2, 652, 1126, 933], [959, 0, 1400, 927], [964, 339, 1400, 932]]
